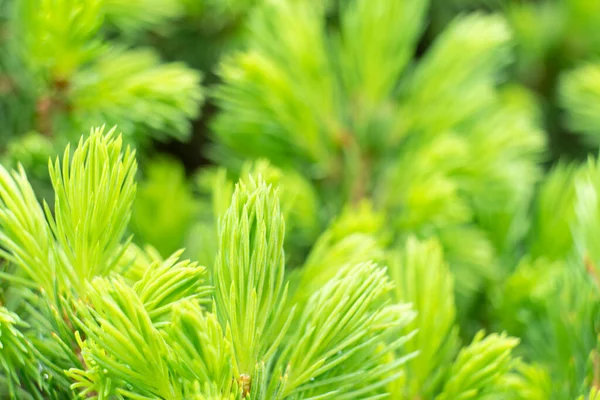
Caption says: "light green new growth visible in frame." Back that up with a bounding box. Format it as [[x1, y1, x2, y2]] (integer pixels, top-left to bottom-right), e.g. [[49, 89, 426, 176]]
[[338, 0, 426, 105], [293, 202, 386, 304], [271, 263, 414, 399], [528, 156, 600, 267], [103, 0, 184, 34], [164, 301, 234, 391], [389, 238, 458, 398], [0, 127, 422, 399], [502, 362, 552, 400], [213, 177, 290, 376], [528, 162, 579, 261], [0, 126, 139, 398], [0, 307, 39, 399], [573, 157, 600, 266], [212, 0, 545, 311], [385, 237, 521, 399], [211, 160, 319, 256], [133, 251, 211, 324], [48, 126, 137, 286], [71, 49, 203, 141], [19, 0, 104, 79], [71, 277, 180, 399], [7, 0, 600, 398], [436, 331, 519, 400], [13, 0, 203, 144], [0, 162, 56, 293], [579, 388, 600, 400], [0, 126, 136, 296], [560, 63, 600, 145], [499, 155, 600, 397]]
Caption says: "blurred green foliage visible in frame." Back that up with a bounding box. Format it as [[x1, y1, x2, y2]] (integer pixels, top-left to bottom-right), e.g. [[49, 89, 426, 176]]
[[0, 0, 203, 173], [2, 0, 600, 398]]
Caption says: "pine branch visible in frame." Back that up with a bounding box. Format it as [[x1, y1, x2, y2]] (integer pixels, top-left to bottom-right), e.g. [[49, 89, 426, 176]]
[[389, 238, 459, 398]]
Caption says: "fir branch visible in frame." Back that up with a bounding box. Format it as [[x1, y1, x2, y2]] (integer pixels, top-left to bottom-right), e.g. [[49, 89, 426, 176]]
[[212, 0, 544, 312], [436, 331, 519, 400], [0, 306, 42, 399], [0, 164, 56, 293], [389, 237, 459, 398], [213, 177, 292, 378], [70, 49, 203, 142], [70, 277, 177, 399], [337, 0, 428, 105], [398, 13, 511, 136], [103, 0, 184, 35], [19, 0, 104, 79], [272, 262, 416, 399], [163, 300, 235, 392], [133, 251, 211, 325], [46, 126, 137, 289], [560, 63, 600, 145], [292, 202, 386, 305]]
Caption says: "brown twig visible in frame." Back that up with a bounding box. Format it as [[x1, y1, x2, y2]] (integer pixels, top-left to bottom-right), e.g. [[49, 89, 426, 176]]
[[350, 151, 371, 206], [585, 254, 600, 289], [593, 349, 600, 390], [35, 78, 71, 136], [334, 127, 372, 206]]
